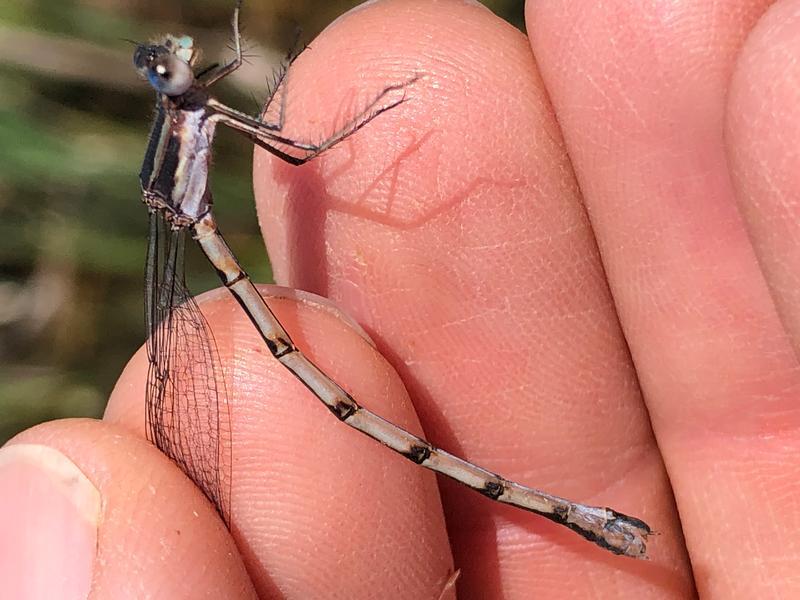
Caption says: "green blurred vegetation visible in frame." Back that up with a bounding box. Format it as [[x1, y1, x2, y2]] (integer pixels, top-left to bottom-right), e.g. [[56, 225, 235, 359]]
[[0, 0, 524, 443]]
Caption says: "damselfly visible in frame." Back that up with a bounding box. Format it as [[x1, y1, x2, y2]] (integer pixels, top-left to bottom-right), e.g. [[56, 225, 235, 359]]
[[134, 1, 653, 559]]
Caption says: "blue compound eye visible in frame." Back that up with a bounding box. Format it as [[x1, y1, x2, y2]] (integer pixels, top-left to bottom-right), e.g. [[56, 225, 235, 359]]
[[147, 54, 193, 96]]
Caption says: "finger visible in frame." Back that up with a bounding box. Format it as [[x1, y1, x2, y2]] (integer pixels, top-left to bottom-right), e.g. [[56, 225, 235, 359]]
[[728, 0, 800, 355], [106, 286, 455, 599], [724, 3, 800, 591], [0, 419, 255, 599], [527, 0, 800, 596], [254, 0, 682, 596]]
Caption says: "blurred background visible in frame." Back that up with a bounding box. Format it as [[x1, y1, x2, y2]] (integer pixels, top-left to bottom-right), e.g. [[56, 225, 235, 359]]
[[0, 0, 524, 443]]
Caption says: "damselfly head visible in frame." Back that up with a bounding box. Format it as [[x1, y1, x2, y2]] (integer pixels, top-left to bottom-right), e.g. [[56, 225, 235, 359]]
[[133, 35, 197, 97]]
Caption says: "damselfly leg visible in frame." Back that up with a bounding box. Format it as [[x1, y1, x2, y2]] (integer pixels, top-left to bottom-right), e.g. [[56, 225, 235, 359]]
[[208, 78, 415, 166], [198, 1, 244, 87]]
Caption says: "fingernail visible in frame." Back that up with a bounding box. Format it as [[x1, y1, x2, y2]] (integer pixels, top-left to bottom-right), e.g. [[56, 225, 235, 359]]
[[199, 284, 377, 348], [0, 443, 100, 600], [280, 287, 377, 348]]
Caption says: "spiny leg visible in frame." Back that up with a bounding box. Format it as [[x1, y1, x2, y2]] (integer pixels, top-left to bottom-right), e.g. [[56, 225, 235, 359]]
[[259, 29, 307, 131], [200, 0, 244, 87], [209, 75, 418, 165], [268, 79, 414, 164]]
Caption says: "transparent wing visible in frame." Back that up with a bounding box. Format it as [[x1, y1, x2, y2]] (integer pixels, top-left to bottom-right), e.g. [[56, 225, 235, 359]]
[[144, 212, 232, 525]]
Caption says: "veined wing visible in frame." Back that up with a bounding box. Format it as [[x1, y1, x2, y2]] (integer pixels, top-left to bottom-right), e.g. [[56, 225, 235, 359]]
[[144, 212, 232, 525]]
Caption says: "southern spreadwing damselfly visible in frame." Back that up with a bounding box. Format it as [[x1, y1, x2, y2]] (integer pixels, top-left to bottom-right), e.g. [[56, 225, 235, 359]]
[[134, 1, 652, 559]]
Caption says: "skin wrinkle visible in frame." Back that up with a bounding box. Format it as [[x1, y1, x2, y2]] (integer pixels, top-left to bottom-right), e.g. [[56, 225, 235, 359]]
[[198, 284, 377, 348]]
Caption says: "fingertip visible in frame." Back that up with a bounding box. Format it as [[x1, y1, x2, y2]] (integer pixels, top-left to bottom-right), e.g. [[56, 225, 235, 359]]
[[0, 441, 99, 600], [252, 0, 534, 287], [3, 419, 256, 599]]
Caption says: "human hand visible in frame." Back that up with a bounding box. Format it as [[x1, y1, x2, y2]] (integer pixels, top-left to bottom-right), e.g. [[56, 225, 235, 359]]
[[3, 0, 799, 597]]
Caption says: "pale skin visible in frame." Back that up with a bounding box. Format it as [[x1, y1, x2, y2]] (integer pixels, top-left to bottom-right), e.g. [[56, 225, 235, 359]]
[[4, 0, 800, 597]]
